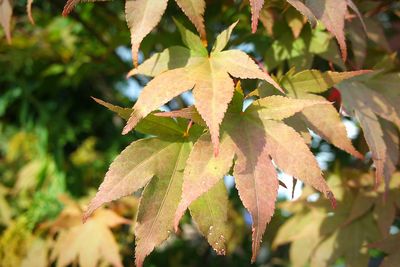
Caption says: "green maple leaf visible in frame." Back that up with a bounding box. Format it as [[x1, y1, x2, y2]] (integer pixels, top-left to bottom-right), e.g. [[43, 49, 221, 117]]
[[124, 21, 282, 154], [337, 71, 400, 186], [161, 88, 335, 262], [264, 25, 346, 71], [62, 0, 206, 65]]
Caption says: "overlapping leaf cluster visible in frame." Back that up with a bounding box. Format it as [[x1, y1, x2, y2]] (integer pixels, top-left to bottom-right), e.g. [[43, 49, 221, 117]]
[[2, 0, 400, 266], [273, 170, 400, 267], [78, 21, 394, 265]]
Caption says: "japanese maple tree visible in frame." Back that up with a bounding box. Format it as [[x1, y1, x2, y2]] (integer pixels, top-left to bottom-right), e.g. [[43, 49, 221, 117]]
[[1, 0, 399, 266]]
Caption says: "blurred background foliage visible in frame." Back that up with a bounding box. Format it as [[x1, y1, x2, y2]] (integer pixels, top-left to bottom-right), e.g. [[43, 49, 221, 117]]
[[0, 0, 399, 266]]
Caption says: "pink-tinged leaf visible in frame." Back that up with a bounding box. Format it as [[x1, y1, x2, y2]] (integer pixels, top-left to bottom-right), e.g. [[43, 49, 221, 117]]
[[301, 95, 363, 159], [125, 0, 168, 66], [249, 0, 265, 33], [168, 93, 335, 261], [174, 133, 235, 230], [126, 23, 286, 155], [248, 95, 330, 121], [262, 120, 333, 198], [191, 62, 235, 155], [277, 69, 368, 159], [231, 120, 278, 262], [123, 68, 195, 135], [62, 0, 80, 16], [175, 0, 206, 40], [338, 81, 398, 186], [356, 85, 400, 130], [306, 0, 348, 61], [0, 0, 12, 44], [286, 0, 317, 27], [135, 142, 190, 267], [214, 50, 283, 93], [83, 139, 183, 220], [189, 180, 229, 255]]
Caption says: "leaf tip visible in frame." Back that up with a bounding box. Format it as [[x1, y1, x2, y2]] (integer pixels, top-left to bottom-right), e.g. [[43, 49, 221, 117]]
[[213, 146, 219, 157], [251, 24, 258, 34], [326, 191, 337, 209], [353, 151, 364, 160], [27, 7, 35, 25], [122, 125, 131, 135], [82, 209, 92, 224], [134, 257, 144, 267], [61, 5, 72, 17], [251, 253, 257, 263], [126, 68, 138, 79]]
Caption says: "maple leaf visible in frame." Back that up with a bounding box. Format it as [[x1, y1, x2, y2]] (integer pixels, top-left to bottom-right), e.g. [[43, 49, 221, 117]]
[[337, 72, 400, 186], [264, 23, 346, 71], [274, 171, 383, 267], [87, 97, 231, 259], [189, 179, 230, 255], [345, 172, 400, 238], [62, 0, 206, 65], [162, 89, 335, 262], [254, 69, 369, 159], [287, 0, 365, 61], [51, 205, 130, 267], [249, 0, 265, 33], [0, 0, 12, 44], [84, 99, 207, 267], [125, 21, 282, 154]]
